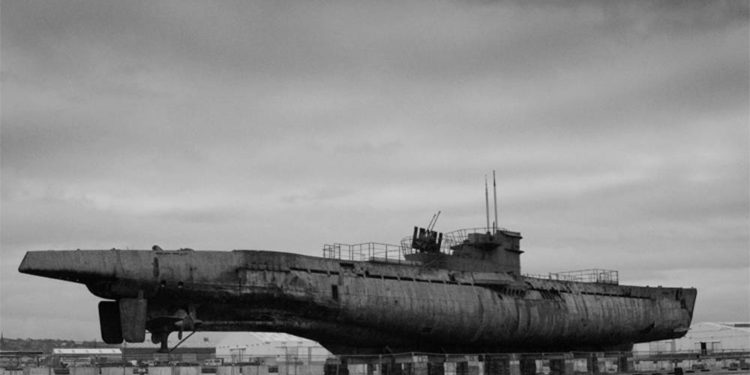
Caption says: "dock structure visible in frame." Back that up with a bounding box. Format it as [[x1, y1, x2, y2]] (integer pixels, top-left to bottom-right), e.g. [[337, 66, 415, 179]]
[[325, 351, 633, 375], [324, 350, 750, 375], [1, 349, 748, 375]]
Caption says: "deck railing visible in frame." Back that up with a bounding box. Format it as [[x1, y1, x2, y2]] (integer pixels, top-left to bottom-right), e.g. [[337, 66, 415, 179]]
[[322, 242, 407, 263], [525, 269, 619, 284]]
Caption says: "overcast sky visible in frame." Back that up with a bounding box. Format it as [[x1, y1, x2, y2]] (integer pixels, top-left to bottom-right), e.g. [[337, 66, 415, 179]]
[[1, 0, 748, 342]]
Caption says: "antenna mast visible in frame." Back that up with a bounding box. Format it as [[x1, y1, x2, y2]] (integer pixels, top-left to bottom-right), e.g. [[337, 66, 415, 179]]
[[485, 175, 491, 234], [493, 170, 498, 232]]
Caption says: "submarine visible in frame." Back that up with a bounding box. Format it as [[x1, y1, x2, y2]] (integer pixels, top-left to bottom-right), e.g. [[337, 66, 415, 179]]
[[18, 181, 696, 355]]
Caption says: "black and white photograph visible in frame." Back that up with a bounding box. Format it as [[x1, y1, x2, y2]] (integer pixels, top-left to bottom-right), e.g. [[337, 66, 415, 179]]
[[1, 1, 748, 374]]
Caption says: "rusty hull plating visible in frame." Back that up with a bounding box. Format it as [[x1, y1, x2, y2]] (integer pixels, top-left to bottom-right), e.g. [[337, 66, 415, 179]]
[[18, 224, 696, 355]]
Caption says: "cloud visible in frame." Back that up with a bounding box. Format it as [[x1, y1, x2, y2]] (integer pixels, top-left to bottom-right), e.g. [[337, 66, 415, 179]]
[[1, 0, 748, 340]]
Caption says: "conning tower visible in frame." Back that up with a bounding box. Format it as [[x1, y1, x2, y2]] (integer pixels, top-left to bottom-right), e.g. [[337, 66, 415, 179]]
[[448, 228, 523, 274], [406, 171, 524, 274]]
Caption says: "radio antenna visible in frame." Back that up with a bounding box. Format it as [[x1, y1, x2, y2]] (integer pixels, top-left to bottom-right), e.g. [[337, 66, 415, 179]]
[[493, 170, 498, 232], [485, 175, 491, 234]]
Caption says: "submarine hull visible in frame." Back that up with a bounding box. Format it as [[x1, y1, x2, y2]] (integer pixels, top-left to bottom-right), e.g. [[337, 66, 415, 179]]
[[19, 249, 696, 354]]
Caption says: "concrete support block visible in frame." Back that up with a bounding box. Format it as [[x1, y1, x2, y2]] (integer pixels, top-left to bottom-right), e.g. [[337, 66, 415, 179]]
[[563, 353, 576, 375], [586, 355, 600, 375], [507, 354, 521, 375], [443, 362, 456, 375], [455, 361, 482, 375], [413, 362, 428, 375], [426, 361, 444, 375], [484, 355, 509, 375], [30, 369, 51, 375], [617, 356, 633, 373], [378, 363, 390, 375], [455, 362, 468, 375], [100, 368, 126, 375], [549, 359, 564, 375], [28, 369, 51, 375], [239, 366, 267, 375], [173, 367, 200, 375], [563, 358, 574, 375], [215, 367, 240, 375], [148, 367, 172, 375], [518, 358, 535, 375], [325, 363, 349, 375], [380, 361, 403, 375], [69, 368, 96, 375], [467, 361, 481, 375]]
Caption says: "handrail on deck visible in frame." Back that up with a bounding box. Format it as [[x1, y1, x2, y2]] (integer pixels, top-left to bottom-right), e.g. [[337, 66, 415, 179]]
[[322, 242, 406, 263], [525, 269, 619, 285]]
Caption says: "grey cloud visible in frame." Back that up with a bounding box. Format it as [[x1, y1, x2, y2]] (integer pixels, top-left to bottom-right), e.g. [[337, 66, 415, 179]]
[[1, 0, 748, 340], [7, 0, 745, 93]]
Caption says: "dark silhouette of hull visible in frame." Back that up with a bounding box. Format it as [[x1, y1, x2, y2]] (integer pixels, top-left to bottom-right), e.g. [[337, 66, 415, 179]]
[[18, 246, 696, 354]]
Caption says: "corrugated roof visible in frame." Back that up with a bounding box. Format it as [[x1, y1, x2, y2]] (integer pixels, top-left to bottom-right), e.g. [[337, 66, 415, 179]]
[[216, 332, 318, 349], [691, 322, 750, 333], [719, 322, 750, 331], [52, 349, 122, 355]]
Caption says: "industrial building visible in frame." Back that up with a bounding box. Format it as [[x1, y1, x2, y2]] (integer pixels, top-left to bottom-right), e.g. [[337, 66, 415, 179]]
[[634, 322, 750, 354], [215, 332, 330, 363], [51, 348, 121, 367], [631, 322, 750, 372]]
